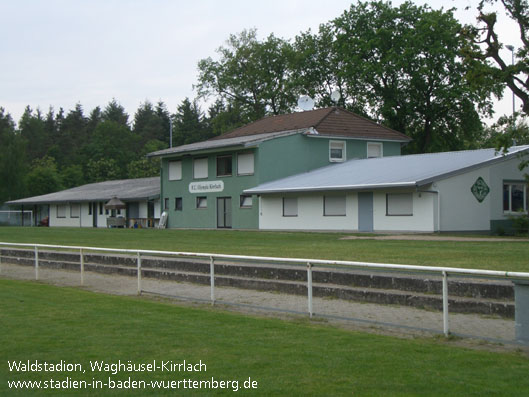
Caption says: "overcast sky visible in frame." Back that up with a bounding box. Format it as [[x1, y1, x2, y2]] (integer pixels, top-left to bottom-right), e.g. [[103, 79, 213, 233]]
[[0, 0, 522, 125]]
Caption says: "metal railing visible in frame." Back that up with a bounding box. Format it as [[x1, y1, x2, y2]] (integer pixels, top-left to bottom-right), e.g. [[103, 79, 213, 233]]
[[1, 241, 529, 340]]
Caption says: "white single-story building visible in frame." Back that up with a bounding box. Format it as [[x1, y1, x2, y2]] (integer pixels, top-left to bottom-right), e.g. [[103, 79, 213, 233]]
[[7, 177, 161, 228], [244, 146, 529, 233]]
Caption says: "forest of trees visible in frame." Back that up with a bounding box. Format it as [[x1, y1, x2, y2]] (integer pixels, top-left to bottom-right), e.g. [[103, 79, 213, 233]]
[[1, 0, 528, 204]]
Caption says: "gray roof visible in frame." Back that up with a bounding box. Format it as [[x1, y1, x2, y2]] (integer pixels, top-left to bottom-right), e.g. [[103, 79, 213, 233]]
[[148, 129, 305, 158], [245, 146, 529, 194], [7, 177, 160, 205]]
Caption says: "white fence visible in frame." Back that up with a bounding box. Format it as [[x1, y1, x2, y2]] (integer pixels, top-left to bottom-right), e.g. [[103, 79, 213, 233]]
[[1, 241, 529, 343]]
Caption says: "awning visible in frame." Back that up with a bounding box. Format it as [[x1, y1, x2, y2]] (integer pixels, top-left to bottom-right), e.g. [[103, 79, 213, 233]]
[[105, 197, 126, 210]]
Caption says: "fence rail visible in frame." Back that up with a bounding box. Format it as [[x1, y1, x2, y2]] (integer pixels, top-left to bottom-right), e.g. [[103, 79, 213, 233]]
[[1, 241, 529, 341]]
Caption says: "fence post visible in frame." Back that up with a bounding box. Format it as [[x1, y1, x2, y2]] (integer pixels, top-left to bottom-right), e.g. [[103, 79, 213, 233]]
[[34, 246, 39, 281], [210, 256, 215, 305], [442, 271, 450, 336], [137, 252, 142, 295], [307, 262, 313, 319], [80, 248, 84, 286]]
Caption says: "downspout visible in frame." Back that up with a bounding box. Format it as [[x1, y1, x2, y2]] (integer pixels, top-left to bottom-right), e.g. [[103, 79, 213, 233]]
[[416, 188, 440, 233]]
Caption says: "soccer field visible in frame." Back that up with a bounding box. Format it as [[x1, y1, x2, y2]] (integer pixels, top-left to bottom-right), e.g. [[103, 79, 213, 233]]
[[0, 227, 528, 272], [1, 279, 528, 396]]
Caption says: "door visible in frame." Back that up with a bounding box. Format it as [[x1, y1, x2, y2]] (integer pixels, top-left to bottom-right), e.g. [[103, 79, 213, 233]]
[[92, 203, 98, 227], [358, 192, 374, 232], [217, 197, 232, 228]]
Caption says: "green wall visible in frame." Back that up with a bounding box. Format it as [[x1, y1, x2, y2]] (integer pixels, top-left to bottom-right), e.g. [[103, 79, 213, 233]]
[[160, 135, 403, 229]]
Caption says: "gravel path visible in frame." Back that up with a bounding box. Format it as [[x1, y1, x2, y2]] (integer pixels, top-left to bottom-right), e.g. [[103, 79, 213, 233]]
[[0, 262, 521, 350]]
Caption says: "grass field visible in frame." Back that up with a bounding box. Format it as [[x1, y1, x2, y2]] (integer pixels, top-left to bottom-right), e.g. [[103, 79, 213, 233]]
[[0, 227, 528, 272], [1, 279, 528, 396]]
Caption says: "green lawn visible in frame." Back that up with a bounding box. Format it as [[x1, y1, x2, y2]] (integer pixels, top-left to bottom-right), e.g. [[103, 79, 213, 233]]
[[0, 279, 528, 396], [0, 227, 528, 272]]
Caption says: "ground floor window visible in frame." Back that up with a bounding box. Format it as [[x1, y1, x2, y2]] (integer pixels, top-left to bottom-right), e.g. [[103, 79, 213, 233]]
[[57, 204, 66, 218], [503, 182, 527, 213], [283, 197, 298, 217], [240, 195, 253, 208], [324, 196, 346, 216], [175, 197, 183, 211], [386, 193, 413, 216], [70, 204, 80, 218], [196, 196, 207, 209], [164, 198, 169, 210]]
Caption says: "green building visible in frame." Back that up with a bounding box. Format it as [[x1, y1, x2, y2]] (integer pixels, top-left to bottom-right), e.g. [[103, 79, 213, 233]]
[[148, 107, 410, 229]]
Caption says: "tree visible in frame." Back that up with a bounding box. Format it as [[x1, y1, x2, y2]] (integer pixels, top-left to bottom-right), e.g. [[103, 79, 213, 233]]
[[133, 100, 170, 146], [18, 106, 49, 161], [102, 99, 129, 126], [25, 156, 63, 197], [87, 121, 140, 180], [196, 29, 296, 121], [0, 108, 26, 202], [172, 98, 210, 146], [463, 0, 529, 115], [332, 1, 492, 153]]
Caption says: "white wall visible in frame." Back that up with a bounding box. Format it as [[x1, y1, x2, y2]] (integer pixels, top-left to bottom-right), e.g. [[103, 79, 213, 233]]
[[259, 193, 358, 231], [49, 204, 83, 227], [435, 168, 492, 231], [373, 190, 436, 232]]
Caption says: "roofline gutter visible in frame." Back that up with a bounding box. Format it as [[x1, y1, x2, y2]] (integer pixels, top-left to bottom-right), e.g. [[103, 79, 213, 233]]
[[245, 182, 417, 195], [304, 134, 411, 143]]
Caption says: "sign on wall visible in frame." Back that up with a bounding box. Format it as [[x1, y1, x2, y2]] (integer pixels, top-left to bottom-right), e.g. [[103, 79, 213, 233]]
[[189, 181, 224, 193], [470, 177, 490, 203]]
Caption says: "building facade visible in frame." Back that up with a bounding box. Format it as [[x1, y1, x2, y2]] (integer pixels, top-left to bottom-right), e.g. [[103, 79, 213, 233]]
[[245, 146, 529, 233], [149, 107, 410, 229]]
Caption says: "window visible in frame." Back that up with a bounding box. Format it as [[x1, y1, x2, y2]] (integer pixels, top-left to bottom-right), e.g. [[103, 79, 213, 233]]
[[503, 182, 527, 213], [99, 202, 103, 215], [324, 196, 346, 216], [70, 204, 80, 218], [386, 193, 413, 216], [237, 152, 254, 175], [175, 197, 183, 211], [57, 205, 66, 218], [240, 195, 253, 208], [196, 196, 207, 209], [367, 142, 383, 158], [329, 141, 346, 162], [283, 197, 298, 217], [217, 155, 233, 177], [168, 160, 182, 181], [164, 198, 169, 210], [88, 203, 93, 215], [193, 158, 208, 179]]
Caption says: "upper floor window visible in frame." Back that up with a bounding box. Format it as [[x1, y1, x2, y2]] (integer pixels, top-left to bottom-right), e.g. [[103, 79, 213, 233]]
[[367, 142, 383, 158], [237, 152, 254, 175], [194, 158, 208, 179], [503, 182, 527, 213], [217, 155, 232, 177], [168, 160, 182, 181], [329, 141, 346, 162]]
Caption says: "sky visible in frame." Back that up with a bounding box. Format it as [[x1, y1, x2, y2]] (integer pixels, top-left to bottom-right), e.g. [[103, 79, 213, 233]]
[[0, 0, 523, 125]]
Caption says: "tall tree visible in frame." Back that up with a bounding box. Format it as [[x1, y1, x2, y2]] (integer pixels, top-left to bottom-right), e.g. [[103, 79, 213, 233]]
[[332, 1, 492, 152], [133, 100, 170, 146], [0, 108, 26, 202], [18, 106, 49, 161], [102, 99, 129, 126], [463, 0, 529, 115], [196, 29, 296, 121], [172, 98, 210, 146]]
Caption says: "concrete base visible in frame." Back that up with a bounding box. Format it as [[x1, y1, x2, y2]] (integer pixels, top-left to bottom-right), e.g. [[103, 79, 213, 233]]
[[514, 280, 529, 344]]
